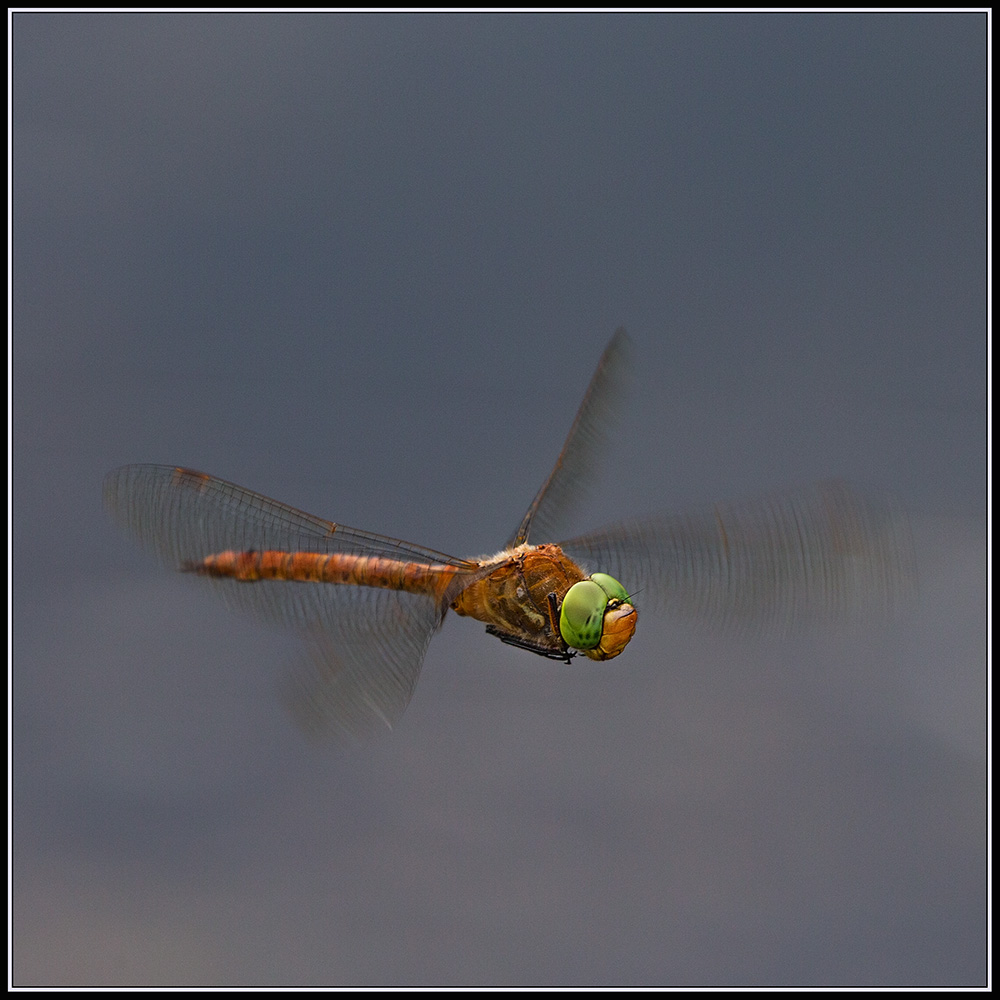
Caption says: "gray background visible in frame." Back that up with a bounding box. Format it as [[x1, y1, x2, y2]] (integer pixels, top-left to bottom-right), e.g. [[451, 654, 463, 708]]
[[13, 13, 986, 987]]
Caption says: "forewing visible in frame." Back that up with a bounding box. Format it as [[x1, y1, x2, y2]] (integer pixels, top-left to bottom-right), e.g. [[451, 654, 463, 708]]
[[560, 481, 915, 633], [105, 464, 475, 570], [104, 464, 475, 742], [509, 327, 632, 547]]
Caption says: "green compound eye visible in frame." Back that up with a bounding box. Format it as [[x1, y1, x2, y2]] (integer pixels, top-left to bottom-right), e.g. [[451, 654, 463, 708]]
[[559, 579, 609, 650], [590, 573, 630, 604]]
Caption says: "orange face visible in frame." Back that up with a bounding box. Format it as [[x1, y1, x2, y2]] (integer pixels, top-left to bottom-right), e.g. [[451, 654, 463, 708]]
[[582, 601, 638, 660]]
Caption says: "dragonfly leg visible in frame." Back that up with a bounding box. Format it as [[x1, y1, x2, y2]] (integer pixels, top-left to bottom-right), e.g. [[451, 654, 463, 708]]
[[545, 592, 572, 659], [484, 624, 575, 663]]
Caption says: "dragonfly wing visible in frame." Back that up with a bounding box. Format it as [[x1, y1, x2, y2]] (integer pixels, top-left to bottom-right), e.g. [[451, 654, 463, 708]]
[[560, 481, 915, 633], [508, 327, 632, 547], [285, 589, 443, 745], [104, 464, 475, 570], [104, 465, 477, 741]]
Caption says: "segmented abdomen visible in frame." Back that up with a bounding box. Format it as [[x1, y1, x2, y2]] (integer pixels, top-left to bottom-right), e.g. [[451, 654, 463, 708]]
[[188, 550, 460, 601]]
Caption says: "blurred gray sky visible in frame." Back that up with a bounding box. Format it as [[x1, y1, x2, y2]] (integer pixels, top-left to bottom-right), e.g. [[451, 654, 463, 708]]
[[13, 13, 986, 987]]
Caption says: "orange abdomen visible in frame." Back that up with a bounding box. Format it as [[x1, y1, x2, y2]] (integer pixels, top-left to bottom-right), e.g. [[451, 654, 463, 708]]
[[189, 550, 459, 601]]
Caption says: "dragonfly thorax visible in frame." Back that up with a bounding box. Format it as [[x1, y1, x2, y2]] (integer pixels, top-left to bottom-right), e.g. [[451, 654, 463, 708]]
[[451, 543, 637, 661]]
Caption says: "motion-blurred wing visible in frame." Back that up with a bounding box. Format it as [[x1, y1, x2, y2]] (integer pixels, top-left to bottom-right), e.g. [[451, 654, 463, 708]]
[[104, 464, 477, 742], [509, 327, 632, 547], [560, 481, 914, 633], [285, 588, 444, 745]]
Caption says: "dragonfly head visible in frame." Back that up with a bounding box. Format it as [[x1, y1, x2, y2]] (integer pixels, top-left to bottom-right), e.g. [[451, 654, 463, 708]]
[[559, 573, 637, 661]]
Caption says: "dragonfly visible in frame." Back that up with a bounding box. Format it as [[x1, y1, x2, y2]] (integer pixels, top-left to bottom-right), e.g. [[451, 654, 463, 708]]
[[104, 328, 913, 743]]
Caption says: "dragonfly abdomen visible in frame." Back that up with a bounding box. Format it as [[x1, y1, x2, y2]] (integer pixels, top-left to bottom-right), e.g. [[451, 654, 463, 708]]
[[186, 549, 458, 599]]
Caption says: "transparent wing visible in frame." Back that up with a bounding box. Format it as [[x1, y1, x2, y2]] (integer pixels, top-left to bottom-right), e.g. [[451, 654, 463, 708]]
[[104, 464, 477, 742], [285, 588, 444, 745], [158, 577, 445, 746], [509, 327, 632, 547], [105, 464, 476, 570], [560, 481, 915, 633]]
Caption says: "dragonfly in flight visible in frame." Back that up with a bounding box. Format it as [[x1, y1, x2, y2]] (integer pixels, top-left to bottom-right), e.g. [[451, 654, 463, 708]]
[[105, 329, 912, 742]]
